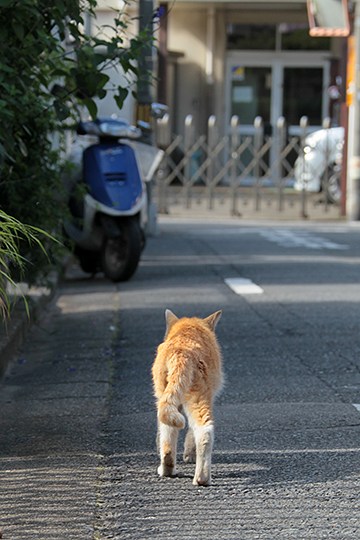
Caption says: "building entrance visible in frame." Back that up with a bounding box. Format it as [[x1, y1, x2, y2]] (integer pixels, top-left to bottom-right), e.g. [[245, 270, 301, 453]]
[[226, 52, 330, 135]]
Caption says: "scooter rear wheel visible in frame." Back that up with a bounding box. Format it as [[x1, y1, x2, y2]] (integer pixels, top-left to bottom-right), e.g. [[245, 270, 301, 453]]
[[101, 219, 142, 282]]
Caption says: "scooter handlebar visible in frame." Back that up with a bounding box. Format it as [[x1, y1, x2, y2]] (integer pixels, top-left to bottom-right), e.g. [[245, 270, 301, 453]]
[[77, 121, 99, 136], [76, 118, 142, 140]]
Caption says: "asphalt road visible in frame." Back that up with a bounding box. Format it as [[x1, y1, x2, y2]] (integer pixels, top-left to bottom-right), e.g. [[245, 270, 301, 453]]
[[1, 217, 360, 539]]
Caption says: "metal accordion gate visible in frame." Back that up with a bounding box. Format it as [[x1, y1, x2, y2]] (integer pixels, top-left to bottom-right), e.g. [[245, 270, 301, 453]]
[[154, 114, 344, 220]]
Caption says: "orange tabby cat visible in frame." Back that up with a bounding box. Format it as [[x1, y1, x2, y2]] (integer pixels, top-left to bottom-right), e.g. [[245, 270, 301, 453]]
[[152, 309, 223, 486]]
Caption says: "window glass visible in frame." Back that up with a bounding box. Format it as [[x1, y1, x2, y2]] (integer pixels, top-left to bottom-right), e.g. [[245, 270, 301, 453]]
[[280, 25, 330, 50], [283, 67, 323, 124], [227, 24, 330, 51], [227, 25, 276, 50], [231, 67, 272, 124]]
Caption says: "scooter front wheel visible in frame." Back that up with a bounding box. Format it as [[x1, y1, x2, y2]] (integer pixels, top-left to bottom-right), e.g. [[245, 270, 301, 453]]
[[101, 219, 142, 282]]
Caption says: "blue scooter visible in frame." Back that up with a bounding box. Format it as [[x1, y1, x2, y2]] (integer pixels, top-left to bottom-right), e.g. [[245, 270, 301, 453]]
[[64, 113, 164, 282]]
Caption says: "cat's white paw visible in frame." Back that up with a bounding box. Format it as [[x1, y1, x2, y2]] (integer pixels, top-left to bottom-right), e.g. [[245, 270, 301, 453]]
[[183, 451, 196, 464], [193, 474, 211, 486], [158, 464, 177, 477]]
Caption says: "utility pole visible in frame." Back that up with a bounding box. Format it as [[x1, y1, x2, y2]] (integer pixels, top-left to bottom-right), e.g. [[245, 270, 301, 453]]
[[348, 0, 360, 220], [137, 0, 154, 123]]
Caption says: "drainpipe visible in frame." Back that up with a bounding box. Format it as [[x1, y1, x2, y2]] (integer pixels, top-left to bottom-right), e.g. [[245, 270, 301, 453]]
[[205, 8, 215, 117], [157, 3, 168, 104], [137, 0, 154, 123]]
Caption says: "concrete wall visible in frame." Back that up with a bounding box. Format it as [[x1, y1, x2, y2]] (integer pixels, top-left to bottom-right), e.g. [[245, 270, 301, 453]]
[[92, 2, 137, 122], [167, 8, 208, 134], [165, 2, 340, 137]]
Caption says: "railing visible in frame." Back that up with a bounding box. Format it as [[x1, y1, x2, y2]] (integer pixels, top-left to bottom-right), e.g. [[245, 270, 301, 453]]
[[154, 114, 344, 219]]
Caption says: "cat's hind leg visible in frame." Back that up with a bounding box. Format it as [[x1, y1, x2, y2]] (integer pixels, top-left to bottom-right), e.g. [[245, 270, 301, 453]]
[[183, 427, 196, 463], [186, 401, 214, 486], [157, 422, 179, 477], [192, 423, 214, 486]]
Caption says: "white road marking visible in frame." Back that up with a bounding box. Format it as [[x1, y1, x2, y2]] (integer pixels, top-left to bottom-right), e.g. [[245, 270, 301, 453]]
[[260, 229, 348, 250], [225, 277, 263, 295], [353, 404, 360, 414]]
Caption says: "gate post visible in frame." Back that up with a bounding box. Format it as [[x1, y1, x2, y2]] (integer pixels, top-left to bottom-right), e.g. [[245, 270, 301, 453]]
[[276, 116, 286, 211], [156, 112, 171, 149], [156, 113, 171, 214], [299, 115, 309, 218], [207, 115, 217, 209], [184, 114, 194, 208], [230, 115, 240, 216], [254, 116, 264, 211]]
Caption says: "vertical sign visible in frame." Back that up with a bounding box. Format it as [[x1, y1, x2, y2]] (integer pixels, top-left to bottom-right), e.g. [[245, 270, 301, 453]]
[[307, 0, 350, 37]]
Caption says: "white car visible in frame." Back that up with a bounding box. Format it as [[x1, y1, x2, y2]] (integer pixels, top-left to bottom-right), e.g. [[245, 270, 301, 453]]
[[293, 126, 344, 204]]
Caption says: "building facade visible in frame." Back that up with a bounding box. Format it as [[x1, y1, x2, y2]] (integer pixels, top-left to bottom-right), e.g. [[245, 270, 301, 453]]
[[161, 0, 347, 137]]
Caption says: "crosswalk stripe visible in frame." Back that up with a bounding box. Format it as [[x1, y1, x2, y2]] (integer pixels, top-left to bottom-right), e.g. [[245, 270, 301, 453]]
[[260, 229, 348, 250], [225, 277, 264, 295]]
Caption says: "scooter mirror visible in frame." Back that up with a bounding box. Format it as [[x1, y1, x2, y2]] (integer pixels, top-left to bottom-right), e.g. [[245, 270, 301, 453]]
[[137, 120, 151, 133], [77, 121, 101, 136], [151, 103, 169, 120]]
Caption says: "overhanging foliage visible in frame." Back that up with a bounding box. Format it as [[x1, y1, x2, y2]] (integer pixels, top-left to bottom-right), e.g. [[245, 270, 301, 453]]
[[0, 0, 150, 282]]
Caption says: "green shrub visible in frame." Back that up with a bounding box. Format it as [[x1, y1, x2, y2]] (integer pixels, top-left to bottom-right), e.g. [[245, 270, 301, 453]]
[[0, 0, 148, 282], [0, 209, 56, 318]]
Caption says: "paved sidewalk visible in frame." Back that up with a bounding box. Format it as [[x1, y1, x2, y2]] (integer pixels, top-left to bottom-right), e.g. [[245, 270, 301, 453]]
[[0, 270, 119, 540], [156, 186, 345, 221], [0, 278, 58, 378]]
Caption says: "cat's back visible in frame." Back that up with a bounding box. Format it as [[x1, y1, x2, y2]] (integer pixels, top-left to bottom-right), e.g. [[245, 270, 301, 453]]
[[153, 310, 223, 399], [167, 317, 217, 347], [165, 317, 222, 372]]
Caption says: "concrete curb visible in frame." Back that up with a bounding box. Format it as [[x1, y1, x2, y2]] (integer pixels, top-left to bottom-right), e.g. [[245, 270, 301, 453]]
[[0, 274, 58, 378]]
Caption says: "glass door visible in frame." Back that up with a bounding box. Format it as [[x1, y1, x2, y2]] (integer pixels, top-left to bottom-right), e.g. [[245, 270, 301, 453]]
[[230, 66, 272, 126], [226, 52, 330, 133], [283, 66, 324, 126], [228, 64, 273, 174]]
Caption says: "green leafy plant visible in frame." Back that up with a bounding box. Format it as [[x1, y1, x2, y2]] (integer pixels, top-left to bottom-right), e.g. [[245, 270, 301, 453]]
[[0, 210, 56, 319], [0, 1, 151, 283]]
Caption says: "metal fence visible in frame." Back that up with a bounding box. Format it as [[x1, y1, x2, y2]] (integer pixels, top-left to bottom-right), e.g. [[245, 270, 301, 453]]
[[154, 114, 343, 219]]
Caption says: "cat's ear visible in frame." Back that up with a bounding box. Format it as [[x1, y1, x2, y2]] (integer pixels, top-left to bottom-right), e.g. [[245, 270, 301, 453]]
[[165, 309, 178, 336], [204, 310, 222, 331]]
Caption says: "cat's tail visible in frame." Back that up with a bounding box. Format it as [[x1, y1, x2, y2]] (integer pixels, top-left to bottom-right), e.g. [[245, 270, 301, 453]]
[[158, 399, 185, 429], [157, 355, 191, 429]]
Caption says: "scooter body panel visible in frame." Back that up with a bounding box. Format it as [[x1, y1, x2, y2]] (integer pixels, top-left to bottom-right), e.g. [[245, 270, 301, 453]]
[[63, 193, 147, 251], [83, 142, 143, 211]]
